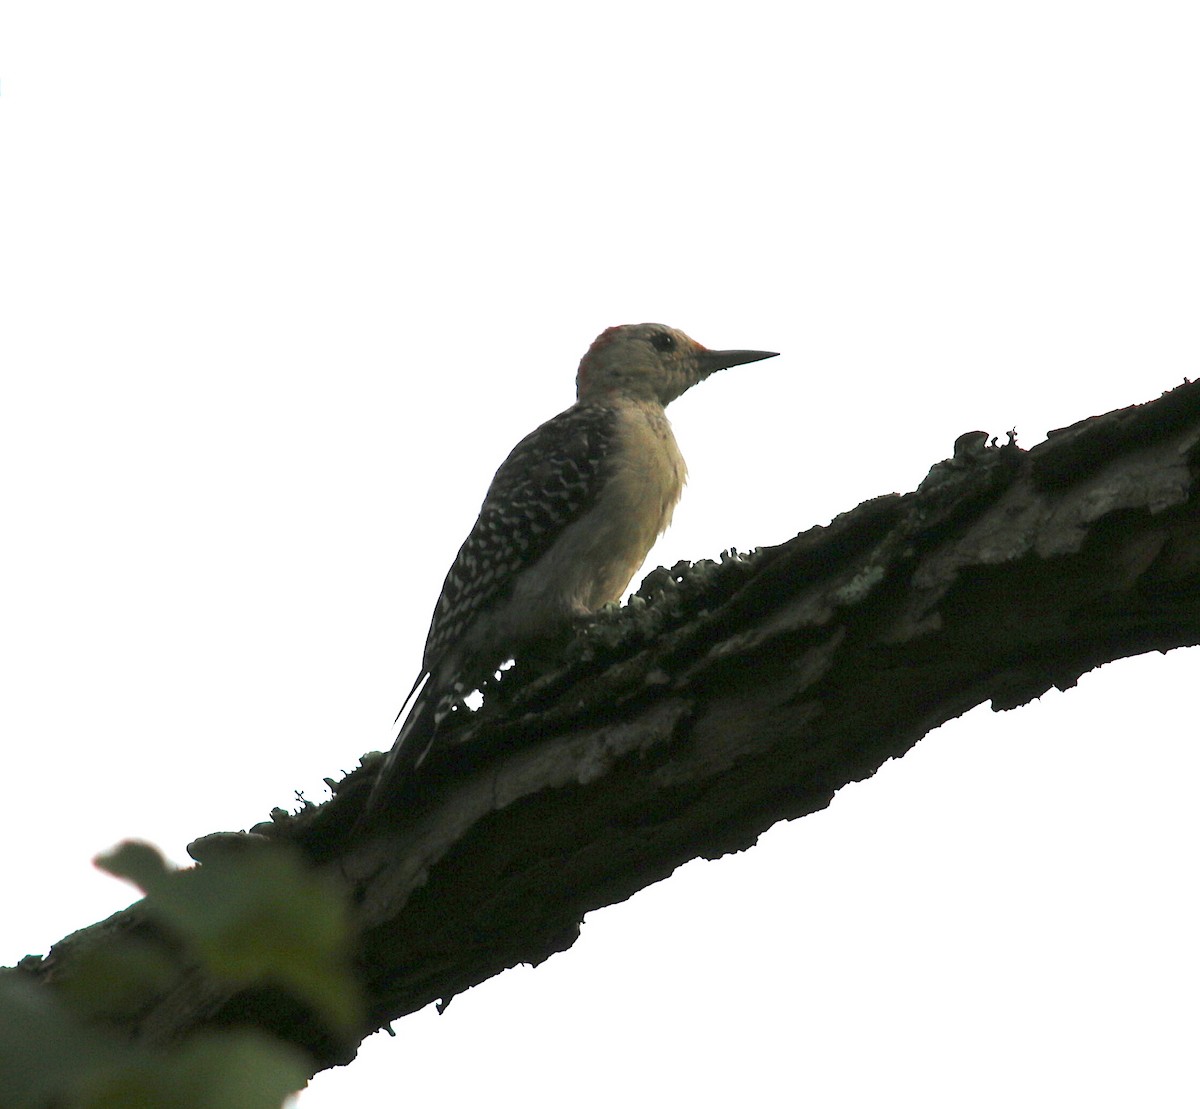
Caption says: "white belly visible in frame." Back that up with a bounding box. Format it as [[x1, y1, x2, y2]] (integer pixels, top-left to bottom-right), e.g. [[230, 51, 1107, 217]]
[[510, 401, 686, 622]]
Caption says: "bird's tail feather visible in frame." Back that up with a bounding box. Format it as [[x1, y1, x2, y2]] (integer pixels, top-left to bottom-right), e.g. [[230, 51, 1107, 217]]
[[367, 673, 440, 814], [393, 670, 428, 725]]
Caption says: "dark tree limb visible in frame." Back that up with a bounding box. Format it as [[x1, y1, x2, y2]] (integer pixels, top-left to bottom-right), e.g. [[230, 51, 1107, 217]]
[[16, 379, 1200, 1075]]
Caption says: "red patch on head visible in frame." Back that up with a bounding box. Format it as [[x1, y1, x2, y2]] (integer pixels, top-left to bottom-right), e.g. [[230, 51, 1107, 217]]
[[577, 325, 626, 394], [589, 326, 623, 352]]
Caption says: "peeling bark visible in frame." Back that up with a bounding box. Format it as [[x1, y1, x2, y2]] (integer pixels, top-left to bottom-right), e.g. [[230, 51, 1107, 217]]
[[15, 380, 1200, 1075]]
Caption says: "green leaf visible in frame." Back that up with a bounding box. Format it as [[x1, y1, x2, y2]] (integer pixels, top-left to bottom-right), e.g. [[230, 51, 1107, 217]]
[[95, 840, 174, 895], [79, 1032, 308, 1109], [0, 973, 106, 1107], [97, 839, 362, 1035]]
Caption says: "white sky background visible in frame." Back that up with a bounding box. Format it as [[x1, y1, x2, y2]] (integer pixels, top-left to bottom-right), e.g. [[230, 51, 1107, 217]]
[[2, 2, 1199, 1105]]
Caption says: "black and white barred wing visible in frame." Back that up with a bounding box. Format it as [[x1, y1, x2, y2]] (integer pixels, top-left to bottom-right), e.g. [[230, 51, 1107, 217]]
[[421, 402, 618, 671]]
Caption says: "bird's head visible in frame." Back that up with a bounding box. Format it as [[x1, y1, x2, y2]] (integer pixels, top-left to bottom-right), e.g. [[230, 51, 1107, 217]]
[[576, 323, 778, 406]]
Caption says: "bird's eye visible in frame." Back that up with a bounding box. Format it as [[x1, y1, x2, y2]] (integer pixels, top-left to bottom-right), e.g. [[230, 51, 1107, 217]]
[[650, 332, 676, 352]]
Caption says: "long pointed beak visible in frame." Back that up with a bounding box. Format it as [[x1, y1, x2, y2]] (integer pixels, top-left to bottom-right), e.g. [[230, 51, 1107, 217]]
[[698, 348, 780, 375]]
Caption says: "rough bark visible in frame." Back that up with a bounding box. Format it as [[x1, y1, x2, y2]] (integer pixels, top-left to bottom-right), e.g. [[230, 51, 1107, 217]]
[[15, 379, 1200, 1075]]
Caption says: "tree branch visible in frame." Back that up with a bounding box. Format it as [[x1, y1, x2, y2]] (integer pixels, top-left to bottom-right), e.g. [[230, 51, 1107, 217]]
[[16, 379, 1200, 1075]]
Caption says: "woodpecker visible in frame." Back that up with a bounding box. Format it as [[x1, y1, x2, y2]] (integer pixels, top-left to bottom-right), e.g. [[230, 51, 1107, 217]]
[[368, 323, 778, 809]]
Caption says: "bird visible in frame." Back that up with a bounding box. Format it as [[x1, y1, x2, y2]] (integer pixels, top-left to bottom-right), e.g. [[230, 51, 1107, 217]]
[[367, 323, 778, 810]]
